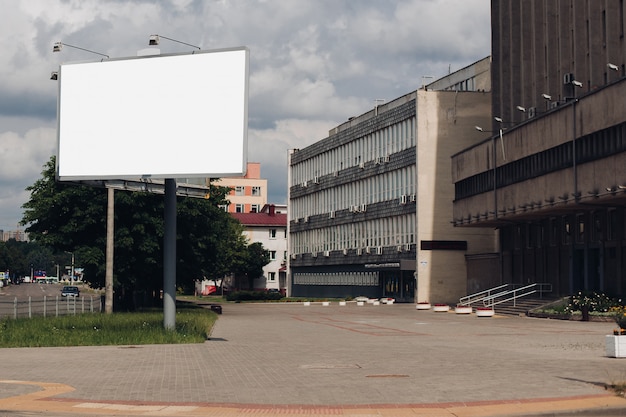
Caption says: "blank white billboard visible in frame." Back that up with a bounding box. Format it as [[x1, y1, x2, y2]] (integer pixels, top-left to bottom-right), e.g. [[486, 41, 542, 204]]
[[56, 47, 248, 180]]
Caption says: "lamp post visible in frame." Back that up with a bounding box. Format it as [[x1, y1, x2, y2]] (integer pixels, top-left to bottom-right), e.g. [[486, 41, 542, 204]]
[[65, 251, 74, 282]]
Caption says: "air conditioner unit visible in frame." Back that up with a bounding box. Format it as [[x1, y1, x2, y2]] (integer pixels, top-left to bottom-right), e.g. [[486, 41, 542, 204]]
[[329, 211, 335, 219], [313, 176, 319, 184], [404, 243, 412, 252], [563, 73, 574, 85], [323, 250, 330, 257], [528, 107, 536, 118], [360, 204, 367, 213], [409, 194, 416, 203], [376, 246, 383, 255], [302, 180, 308, 188], [357, 248, 363, 256], [375, 157, 382, 165], [383, 155, 390, 163], [365, 246, 372, 254], [396, 245, 403, 253], [311, 252, 318, 258], [342, 248, 348, 256], [359, 162, 365, 169], [293, 218, 299, 223], [333, 170, 339, 177], [550, 101, 559, 109], [304, 216, 309, 223], [291, 253, 297, 260], [400, 195, 408, 205]]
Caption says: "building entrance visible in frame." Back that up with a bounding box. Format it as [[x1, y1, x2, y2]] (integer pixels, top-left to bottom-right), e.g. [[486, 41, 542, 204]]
[[381, 271, 415, 302]]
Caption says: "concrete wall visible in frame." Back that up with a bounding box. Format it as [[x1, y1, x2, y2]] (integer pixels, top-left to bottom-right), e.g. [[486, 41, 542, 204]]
[[415, 90, 497, 304]]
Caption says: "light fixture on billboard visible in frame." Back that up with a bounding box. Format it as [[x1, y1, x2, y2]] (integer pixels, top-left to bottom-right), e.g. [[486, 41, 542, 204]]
[[148, 35, 200, 50], [608, 63, 619, 71], [50, 71, 58, 80], [52, 42, 109, 58]]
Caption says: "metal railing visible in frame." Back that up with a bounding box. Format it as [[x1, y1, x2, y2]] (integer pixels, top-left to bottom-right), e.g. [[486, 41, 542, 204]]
[[459, 283, 552, 308], [0, 296, 102, 319]]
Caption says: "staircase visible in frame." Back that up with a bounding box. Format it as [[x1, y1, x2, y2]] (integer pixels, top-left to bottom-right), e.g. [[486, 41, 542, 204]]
[[490, 297, 556, 316], [459, 283, 554, 316]]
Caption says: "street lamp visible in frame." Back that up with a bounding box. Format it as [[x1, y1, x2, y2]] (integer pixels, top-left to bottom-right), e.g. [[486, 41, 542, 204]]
[[52, 42, 109, 58], [65, 251, 74, 283], [148, 35, 200, 50]]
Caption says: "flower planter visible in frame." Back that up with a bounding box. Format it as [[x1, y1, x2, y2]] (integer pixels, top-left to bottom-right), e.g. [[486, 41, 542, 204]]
[[339, 301, 347, 306], [606, 335, 626, 358], [455, 305, 473, 314], [433, 304, 450, 312], [357, 301, 365, 306], [303, 301, 311, 306], [476, 307, 495, 317], [416, 302, 431, 310], [322, 301, 330, 306]]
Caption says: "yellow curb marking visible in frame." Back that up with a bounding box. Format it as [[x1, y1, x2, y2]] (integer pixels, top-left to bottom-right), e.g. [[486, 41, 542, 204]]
[[1, 380, 626, 417]]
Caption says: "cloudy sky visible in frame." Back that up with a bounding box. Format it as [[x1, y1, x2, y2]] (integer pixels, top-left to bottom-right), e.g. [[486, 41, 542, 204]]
[[0, 0, 490, 233]]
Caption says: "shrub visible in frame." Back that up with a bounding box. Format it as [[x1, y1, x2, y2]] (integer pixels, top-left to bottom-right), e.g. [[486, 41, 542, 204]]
[[225, 290, 284, 302], [565, 291, 615, 314]]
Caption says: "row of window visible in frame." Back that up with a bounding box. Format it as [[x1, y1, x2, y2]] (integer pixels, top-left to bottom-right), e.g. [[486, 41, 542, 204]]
[[290, 166, 415, 220], [268, 251, 287, 261], [293, 271, 379, 286], [291, 118, 415, 186], [268, 229, 287, 239], [291, 214, 415, 254], [234, 186, 262, 196], [501, 209, 625, 250], [455, 121, 626, 200]]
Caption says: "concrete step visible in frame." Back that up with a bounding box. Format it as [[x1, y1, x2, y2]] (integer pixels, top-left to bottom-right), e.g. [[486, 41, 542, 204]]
[[491, 297, 557, 316]]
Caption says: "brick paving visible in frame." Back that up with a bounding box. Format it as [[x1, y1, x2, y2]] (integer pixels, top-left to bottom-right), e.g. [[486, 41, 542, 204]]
[[1, 302, 626, 416]]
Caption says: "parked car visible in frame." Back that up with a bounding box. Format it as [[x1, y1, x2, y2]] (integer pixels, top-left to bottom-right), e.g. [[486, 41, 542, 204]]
[[61, 286, 80, 297]]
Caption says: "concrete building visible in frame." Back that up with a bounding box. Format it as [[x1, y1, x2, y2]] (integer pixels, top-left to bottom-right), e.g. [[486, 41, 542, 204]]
[[287, 58, 494, 303], [452, 1, 626, 297], [232, 204, 287, 292]]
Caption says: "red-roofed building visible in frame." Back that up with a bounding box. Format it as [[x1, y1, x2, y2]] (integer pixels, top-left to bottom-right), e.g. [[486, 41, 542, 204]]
[[231, 204, 287, 292]]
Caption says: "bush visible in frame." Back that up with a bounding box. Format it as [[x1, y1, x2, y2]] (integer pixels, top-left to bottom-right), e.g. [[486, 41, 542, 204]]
[[565, 291, 616, 314], [225, 290, 284, 302]]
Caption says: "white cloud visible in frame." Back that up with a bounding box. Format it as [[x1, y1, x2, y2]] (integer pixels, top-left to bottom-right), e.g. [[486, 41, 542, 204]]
[[0, 0, 491, 232]]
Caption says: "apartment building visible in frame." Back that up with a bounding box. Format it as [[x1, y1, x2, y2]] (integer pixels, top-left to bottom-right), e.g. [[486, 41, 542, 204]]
[[231, 204, 287, 292], [214, 162, 268, 213]]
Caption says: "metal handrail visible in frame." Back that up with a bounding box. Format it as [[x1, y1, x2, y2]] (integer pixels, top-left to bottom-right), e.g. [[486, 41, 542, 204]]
[[459, 283, 552, 308], [459, 284, 510, 306]]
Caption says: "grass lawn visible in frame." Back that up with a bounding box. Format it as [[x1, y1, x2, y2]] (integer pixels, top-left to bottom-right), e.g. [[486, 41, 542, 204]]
[[0, 305, 217, 348]]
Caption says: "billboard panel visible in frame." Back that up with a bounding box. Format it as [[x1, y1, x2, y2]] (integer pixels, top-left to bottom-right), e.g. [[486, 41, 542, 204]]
[[56, 47, 248, 180]]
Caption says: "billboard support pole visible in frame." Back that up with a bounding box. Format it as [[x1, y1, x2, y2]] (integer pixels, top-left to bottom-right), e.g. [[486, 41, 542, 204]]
[[163, 178, 177, 330]]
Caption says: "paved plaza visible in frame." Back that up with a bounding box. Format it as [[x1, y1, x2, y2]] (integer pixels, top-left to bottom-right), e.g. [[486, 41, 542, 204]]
[[1, 302, 626, 416]]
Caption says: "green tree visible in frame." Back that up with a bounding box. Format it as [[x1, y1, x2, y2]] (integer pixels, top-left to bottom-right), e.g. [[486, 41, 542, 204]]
[[21, 156, 258, 307], [233, 242, 270, 290]]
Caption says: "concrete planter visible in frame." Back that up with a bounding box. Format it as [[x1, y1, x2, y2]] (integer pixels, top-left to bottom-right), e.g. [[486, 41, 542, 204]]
[[455, 306, 473, 314], [433, 304, 450, 312], [416, 302, 431, 310], [476, 308, 495, 317], [606, 335, 626, 358]]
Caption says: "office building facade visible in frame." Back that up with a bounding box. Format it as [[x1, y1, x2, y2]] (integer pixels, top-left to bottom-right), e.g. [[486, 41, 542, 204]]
[[288, 59, 495, 303], [452, 0, 626, 297]]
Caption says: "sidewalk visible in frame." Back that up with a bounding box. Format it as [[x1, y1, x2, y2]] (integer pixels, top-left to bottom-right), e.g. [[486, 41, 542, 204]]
[[2, 302, 626, 416]]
